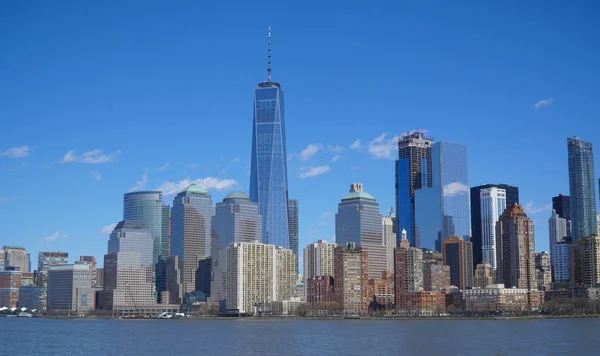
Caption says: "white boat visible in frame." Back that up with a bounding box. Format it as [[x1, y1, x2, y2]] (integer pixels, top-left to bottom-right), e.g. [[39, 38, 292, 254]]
[[18, 312, 33, 318], [6, 315, 17, 318]]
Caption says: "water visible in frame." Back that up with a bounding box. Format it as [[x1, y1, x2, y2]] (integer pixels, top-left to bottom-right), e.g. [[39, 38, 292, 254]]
[[2, 318, 599, 355]]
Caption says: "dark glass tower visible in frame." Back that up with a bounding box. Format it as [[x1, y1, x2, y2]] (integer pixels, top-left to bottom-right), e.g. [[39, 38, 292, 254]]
[[552, 194, 571, 220], [567, 137, 597, 241], [249, 28, 290, 248], [470, 184, 519, 269], [395, 131, 433, 247], [288, 199, 299, 271]]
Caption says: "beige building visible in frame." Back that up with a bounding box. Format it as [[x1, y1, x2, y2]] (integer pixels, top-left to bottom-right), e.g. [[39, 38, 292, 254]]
[[571, 235, 600, 287], [474, 263, 494, 288], [303, 240, 336, 286], [226, 241, 297, 315], [461, 283, 539, 313], [2, 246, 29, 273], [382, 213, 396, 273], [47, 264, 94, 314], [334, 242, 369, 315]]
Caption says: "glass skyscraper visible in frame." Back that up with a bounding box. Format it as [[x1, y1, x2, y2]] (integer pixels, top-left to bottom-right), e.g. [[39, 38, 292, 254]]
[[210, 191, 262, 302], [415, 142, 470, 251], [108, 220, 154, 268], [288, 199, 299, 271], [567, 137, 597, 241], [171, 184, 213, 295], [249, 29, 290, 249], [395, 132, 433, 247]]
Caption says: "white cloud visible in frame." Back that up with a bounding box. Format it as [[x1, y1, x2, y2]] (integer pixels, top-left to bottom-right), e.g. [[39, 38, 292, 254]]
[[299, 165, 331, 179], [156, 177, 238, 196], [186, 163, 198, 170], [350, 139, 361, 150], [158, 162, 169, 171], [100, 223, 117, 234], [367, 133, 398, 160], [43, 231, 68, 243], [1, 146, 30, 159], [60, 149, 120, 164], [91, 171, 102, 181], [524, 201, 552, 215], [331, 155, 342, 162], [298, 143, 322, 161], [326, 145, 344, 154], [443, 182, 469, 197], [321, 211, 332, 219], [232, 157, 241, 163], [129, 172, 149, 192], [534, 98, 554, 109]]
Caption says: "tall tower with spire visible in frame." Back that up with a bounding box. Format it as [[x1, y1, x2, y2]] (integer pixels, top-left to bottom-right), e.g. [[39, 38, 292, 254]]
[[249, 27, 291, 248]]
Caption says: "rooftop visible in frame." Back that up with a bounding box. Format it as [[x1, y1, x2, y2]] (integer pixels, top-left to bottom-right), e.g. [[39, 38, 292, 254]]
[[180, 184, 208, 195], [342, 191, 376, 201], [224, 191, 250, 201]]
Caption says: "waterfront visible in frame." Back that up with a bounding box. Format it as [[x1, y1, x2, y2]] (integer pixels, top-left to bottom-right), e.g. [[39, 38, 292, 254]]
[[2, 318, 599, 355]]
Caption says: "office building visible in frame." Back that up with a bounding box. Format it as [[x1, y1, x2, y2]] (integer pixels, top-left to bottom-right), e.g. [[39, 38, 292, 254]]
[[47, 264, 94, 313], [395, 131, 433, 246], [79, 256, 98, 287], [473, 263, 494, 288], [567, 137, 597, 241], [395, 229, 424, 294], [108, 220, 154, 270], [495, 204, 538, 308], [571, 235, 600, 287], [336, 183, 386, 280], [382, 210, 397, 273], [552, 194, 571, 220], [165, 255, 183, 304], [553, 242, 571, 284], [536, 252, 552, 291], [479, 188, 507, 269], [0, 270, 21, 308], [423, 261, 451, 292], [470, 184, 519, 270], [195, 257, 211, 297], [97, 268, 104, 287], [334, 242, 369, 315], [18, 286, 40, 309], [288, 199, 299, 271], [442, 235, 473, 289], [2, 245, 29, 272], [210, 191, 261, 303], [249, 28, 290, 249], [20, 272, 34, 286], [415, 142, 470, 251], [37, 251, 68, 311], [303, 240, 336, 282], [226, 241, 296, 315], [171, 184, 213, 296]]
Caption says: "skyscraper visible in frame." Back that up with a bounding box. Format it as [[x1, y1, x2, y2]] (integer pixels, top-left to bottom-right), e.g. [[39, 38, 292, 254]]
[[415, 142, 470, 251], [37, 251, 68, 311], [1, 246, 29, 272], [552, 194, 571, 220], [303, 240, 336, 282], [567, 137, 597, 241], [108, 220, 154, 268], [470, 184, 519, 270], [395, 230, 424, 293], [249, 28, 290, 249], [549, 209, 569, 282], [210, 191, 262, 303], [382, 209, 396, 273], [288, 199, 299, 271], [495, 204, 537, 294], [480, 187, 507, 270], [47, 264, 94, 313], [334, 242, 369, 315], [79, 256, 97, 287], [171, 184, 213, 295], [442, 235, 473, 289], [395, 131, 433, 247], [335, 183, 386, 280]]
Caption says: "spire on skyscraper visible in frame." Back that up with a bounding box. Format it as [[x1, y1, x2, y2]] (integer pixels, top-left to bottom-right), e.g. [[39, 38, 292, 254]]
[[267, 26, 272, 82]]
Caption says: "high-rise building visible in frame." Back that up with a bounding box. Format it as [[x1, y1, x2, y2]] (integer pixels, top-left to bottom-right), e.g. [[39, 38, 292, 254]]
[[495, 204, 537, 295], [108, 220, 154, 292], [0, 270, 21, 308], [567, 137, 597, 241], [423, 262, 450, 292], [171, 184, 213, 296], [415, 142, 470, 251], [306, 275, 334, 304], [195, 257, 211, 297], [37, 251, 68, 311], [382, 209, 397, 273], [571, 235, 600, 287], [479, 188, 506, 270], [535, 252, 552, 291], [0, 252, 4, 272], [97, 268, 104, 287], [473, 263, 494, 288], [249, 28, 290, 249], [165, 255, 183, 304], [549, 209, 569, 282], [210, 191, 262, 303], [395, 229, 424, 294], [395, 131, 433, 247], [78, 256, 97, 287], [471, 184, 519, 270], [47, 264, 94, 313], [288, 199, 299, 271], [334, 242, 369, 315], [442, 235, 473, 289], [336, 183, 385, 280], [2, 246, 29, 272], [18, 285, 40, 310], [226, 241, 296, 315], [552, 194, 571, 220], [553, 243, 571, 284], [303, 240, 336, 282]]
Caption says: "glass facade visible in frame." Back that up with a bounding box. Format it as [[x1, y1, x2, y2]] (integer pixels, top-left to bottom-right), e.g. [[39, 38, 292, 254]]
[[567, 137, 597, 241], [480, 188, 506, 270], [171, 184, 213, 295], [415, 142, 470, 251], [108, 220, 154, 268], [250, 81, 290, 248], [36, 251, 68, 311], [288, 199, 299, 271], [210, 191, 262, 302]]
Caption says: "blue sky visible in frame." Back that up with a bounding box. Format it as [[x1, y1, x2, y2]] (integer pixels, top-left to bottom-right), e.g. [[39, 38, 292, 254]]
[[1, 1, 599, 267]]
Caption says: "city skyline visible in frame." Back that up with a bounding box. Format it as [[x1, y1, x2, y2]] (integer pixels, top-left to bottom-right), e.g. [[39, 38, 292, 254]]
[[2, 2, 600, 268]]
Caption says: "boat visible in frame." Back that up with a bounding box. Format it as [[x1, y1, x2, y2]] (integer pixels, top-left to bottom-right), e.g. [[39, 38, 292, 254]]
[[6, 315, 18, 318], [18, 312, 33, 318]]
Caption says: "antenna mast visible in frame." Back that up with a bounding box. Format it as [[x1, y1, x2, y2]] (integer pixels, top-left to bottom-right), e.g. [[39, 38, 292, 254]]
[[267, 26, 272, 81]]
